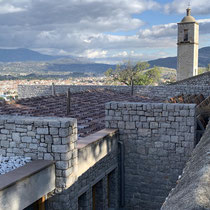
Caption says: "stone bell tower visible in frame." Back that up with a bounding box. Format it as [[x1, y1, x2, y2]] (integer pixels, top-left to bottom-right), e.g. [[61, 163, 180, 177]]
[[177, 7, 199, 81]]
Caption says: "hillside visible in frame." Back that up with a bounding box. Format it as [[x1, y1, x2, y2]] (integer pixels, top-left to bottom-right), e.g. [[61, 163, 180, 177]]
[[148, 46, 210, 69], [0, 48, 116, 75], [0, 47, 210, 74], [0, 48, 63, 62]]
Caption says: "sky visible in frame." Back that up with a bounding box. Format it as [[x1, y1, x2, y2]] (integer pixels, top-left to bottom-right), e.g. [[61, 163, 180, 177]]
[[0, 0, 210, 64]]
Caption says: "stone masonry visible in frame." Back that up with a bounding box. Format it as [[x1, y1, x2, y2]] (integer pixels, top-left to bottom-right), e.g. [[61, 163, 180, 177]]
[[1, 83, 207, 209], [18, 84, 210, 99], [105, 102, 196, 209], [0, 115, 78, 208], [0, 115, 118, 209], [161, 122, 210, 210], [170, 71, 210, 86]]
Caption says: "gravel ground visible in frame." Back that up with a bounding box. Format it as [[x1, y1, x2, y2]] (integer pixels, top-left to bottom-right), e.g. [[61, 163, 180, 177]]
[[0, 156, 31, 175]]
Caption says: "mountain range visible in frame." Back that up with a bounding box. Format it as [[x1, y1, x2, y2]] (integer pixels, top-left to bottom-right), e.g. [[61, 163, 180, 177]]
[[148, 47, 210, 69], [0, 47, 210, 71]]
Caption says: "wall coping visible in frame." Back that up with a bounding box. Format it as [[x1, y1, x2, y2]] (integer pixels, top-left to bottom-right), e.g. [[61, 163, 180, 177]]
[[0, 160, 54, 191], [105, 101, 197, 108], [0, 115, 77, 124], [77, 128, 118, 149]]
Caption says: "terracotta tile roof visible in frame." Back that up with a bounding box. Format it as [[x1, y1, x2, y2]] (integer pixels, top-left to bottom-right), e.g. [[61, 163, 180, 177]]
[[0, 89, 163, 137]]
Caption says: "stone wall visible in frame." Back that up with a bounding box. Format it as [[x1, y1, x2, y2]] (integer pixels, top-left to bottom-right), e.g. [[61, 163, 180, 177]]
[[18, 84, 210, 99], [0, 115, 119, 209], [0, 115, 77, 188], [135, 85, 210, 98], [105, 102, 196, 209], [161, 122, 210, 210], [47, 129, 119, 210], [18, 85, 130, 99], [170, 71, 210, 86]]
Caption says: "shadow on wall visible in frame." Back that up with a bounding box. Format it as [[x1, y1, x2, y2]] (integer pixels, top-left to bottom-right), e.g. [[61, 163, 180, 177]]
[[47, 133, 119, 210], [77, 129, 118, 177]]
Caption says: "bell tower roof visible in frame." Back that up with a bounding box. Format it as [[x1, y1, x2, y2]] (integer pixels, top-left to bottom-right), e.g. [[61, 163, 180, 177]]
[[181, 8, 196, 23]]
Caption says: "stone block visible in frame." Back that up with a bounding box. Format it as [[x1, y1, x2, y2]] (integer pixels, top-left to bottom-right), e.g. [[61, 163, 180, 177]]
[[138, 128, 151, 137], [180, 110, 189, 117], [5, 124, 15, 130], [155, 142, 164, 148], [176, 147, 184, 154], [52, 145, 69, 153], [22, 136, 32, 143], [126, 122, 135, 130], [53, 138, 61, 145], [0, 134, 7, 140], [109, 110, 115, 116], [44, 153, 54, 160], [62, 137, 70, 144], [38, 147, 47, 152], [61, 121, 71, 128], [170, 137, 178, 146], [59, 128, 69, 137], [29, 144, 38, 149], [61, 151, 72, 160], [45, 135, 53, 143], [15, 127, 27, 132], [27, 131, 36, 137], [1, 129, 9, 134], [56, 161, 69, 170], [118, 122, 125, 129], [150, 122, 158, 129], [49, 121, 61, 127], [37, 127, 49, 135], [9, 142, 16, 147], [63, 167, 73, 177], [50, 127, 58, 135], [1, 140, 9, 147], [0, 149, 6, 155]]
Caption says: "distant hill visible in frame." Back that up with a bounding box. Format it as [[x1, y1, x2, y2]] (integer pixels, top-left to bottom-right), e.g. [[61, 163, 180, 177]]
[[0, 48, 64, 62], [1, 47, 210, 73], [148, 57, 177, 69], [46, 63, 116, 73], [148, 46, 210, 69]]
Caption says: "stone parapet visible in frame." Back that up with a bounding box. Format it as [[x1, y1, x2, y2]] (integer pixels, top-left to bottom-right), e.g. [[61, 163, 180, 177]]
[[18, 84, 210, 100], [0, 115, 77, 191], [105, 102, 196, 209]]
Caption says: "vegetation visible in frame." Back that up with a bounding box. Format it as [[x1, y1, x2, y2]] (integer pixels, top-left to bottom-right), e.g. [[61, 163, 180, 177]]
[[105, 61, 161, 95], [198, 64, 210, 75], [206, 64, 210, 72]]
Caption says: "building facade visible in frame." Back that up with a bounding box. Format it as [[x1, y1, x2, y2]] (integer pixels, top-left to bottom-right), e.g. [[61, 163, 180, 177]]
[[177, 8, 199, 81]]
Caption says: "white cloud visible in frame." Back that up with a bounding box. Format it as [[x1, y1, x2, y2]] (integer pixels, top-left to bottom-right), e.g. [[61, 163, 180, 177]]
[[139, 18, 210, 39], [0, 0, 209, 63], [164, 0, 210, 15], [0, 3, 26, 14], [83, 49, 108, 59], [139, 23, 177, 38]]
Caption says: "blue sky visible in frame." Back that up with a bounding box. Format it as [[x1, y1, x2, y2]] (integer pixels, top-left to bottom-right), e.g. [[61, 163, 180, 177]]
[[0, 0, 210, 63]]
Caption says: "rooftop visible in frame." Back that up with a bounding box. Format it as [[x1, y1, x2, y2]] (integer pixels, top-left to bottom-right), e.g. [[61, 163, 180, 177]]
[[0, 89, 164, 137]]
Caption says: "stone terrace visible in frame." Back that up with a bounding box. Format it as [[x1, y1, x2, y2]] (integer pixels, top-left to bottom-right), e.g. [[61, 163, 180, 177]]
[[0, 89, 164, 137]]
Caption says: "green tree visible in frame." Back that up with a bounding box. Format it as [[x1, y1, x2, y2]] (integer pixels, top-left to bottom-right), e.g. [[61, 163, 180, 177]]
[[206, 64, 210, 72], [105, 61, 160, 95]]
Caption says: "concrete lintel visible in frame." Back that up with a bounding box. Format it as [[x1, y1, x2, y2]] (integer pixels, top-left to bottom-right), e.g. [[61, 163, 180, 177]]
[[0, 160, 55, 210], [0, 160, 54, 190]]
